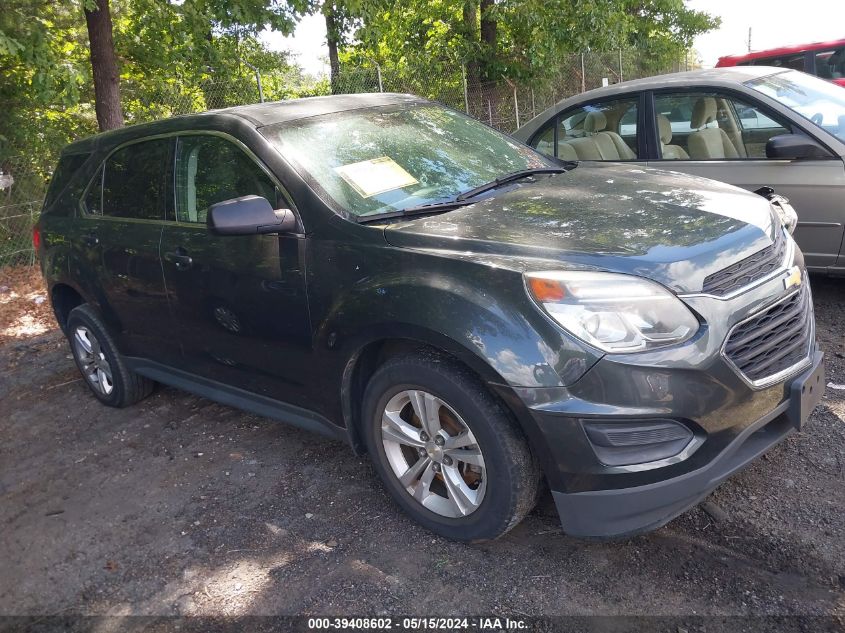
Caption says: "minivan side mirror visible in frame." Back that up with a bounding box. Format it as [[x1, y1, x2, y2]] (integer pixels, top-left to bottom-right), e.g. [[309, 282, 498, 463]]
[[765, 134, 831, 160], [207, 195, 297, 236]]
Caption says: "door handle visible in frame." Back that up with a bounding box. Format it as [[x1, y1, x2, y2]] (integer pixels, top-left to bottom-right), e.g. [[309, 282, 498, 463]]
[[82, 233, 99, 247], [165, 248, 193, 271]]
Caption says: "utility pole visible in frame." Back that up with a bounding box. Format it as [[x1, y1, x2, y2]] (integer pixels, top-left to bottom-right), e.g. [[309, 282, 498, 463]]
[[747, 27, 752, 52]]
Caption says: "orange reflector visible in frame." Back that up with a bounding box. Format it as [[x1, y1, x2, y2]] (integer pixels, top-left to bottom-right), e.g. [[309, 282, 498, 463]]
[[528, 277, 565, 302]]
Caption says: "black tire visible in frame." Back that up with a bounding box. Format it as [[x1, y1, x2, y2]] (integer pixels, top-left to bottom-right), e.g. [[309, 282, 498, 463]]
[[66, 304, 154, 407], [362, 351, 540, 542]]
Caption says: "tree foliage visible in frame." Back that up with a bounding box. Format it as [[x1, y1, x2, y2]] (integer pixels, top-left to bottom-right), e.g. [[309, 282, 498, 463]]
[[1, 0, 720, 181], [343, 0, 719, 82], [0, 0, 318, 176]]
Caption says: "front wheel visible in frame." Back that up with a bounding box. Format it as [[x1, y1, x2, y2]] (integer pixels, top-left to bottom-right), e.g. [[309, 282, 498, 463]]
[[362, 353, 539, 542]]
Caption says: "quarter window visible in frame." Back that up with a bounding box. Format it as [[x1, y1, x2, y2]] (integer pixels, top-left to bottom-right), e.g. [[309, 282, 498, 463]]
[[175, 135, 279, 224], [100, 138, 171, 220]]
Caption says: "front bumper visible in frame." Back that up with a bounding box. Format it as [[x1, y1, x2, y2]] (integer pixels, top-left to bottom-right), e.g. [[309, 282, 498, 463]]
[[527, 349, 824, 539]]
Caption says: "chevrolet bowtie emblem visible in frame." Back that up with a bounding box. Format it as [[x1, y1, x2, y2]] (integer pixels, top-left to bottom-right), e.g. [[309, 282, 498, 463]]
[[783, 266, 802, 290]]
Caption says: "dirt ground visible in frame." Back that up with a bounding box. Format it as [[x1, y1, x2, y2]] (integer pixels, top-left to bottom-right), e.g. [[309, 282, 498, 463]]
[[0, 269, 843, 622]]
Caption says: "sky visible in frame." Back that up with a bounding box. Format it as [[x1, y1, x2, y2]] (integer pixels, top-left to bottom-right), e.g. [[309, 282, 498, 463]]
[[261, 13, 329, 76], [686, 0, 845, 67], [262, 2, 845, 75]]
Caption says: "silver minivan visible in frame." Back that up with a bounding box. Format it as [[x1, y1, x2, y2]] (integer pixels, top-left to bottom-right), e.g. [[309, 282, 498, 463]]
[[513, 67, 845, 274]]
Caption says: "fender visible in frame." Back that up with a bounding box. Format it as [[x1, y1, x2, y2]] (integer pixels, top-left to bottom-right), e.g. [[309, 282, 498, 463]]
[[309, 260, 602, 464], [315, 262, 599, 390]]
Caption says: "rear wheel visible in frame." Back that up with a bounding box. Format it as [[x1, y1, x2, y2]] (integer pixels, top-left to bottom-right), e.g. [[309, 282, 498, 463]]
[[66, 304, 154, 407], [362, 352, 539, 541]]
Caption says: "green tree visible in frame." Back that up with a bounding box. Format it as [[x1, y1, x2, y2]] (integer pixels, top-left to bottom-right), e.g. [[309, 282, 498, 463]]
[[1, 0, 316, 179], [344, 0, 719, 82]]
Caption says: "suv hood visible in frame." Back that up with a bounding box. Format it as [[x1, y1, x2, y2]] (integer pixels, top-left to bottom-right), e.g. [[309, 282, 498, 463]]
[[384, 163, 779, 294]]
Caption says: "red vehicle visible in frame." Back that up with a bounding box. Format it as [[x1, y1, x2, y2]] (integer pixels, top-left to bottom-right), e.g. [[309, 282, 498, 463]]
[[717, 39, 845, 87]]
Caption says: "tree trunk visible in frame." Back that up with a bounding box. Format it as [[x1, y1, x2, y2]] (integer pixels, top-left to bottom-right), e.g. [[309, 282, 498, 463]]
[[84, 0, 123, 131], [462, 0, 480, 89], [201, 30, 225, 110], [479, 0, 497, 81], [325, 7, 341, 94], [479, 0, 498, 124]]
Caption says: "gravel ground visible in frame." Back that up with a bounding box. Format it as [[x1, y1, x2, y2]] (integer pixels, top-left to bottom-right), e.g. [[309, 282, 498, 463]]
[[0, 275, 843, 621]]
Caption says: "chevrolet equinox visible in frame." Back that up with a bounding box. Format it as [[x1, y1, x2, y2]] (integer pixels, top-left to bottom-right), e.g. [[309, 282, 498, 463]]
[[35, 93, 825, 541]]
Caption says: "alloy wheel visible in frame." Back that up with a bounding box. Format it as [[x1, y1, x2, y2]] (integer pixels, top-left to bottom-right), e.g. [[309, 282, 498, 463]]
[[380, 389, 487, 518], [72, 325, 114, 395]]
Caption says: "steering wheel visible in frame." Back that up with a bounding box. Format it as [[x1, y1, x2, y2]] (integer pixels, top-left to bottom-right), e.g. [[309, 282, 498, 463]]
[[810, 112, 824, 125]]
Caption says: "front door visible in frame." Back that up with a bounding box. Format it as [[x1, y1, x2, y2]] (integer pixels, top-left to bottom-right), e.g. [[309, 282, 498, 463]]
[[646, 90, 845, 270], [159, 133, 312, 406]]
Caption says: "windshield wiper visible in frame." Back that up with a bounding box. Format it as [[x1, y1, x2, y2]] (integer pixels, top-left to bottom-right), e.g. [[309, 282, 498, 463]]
[[356, 198, 475, 224], [455, 167, 569, 202], [356, 165, 572, 225]]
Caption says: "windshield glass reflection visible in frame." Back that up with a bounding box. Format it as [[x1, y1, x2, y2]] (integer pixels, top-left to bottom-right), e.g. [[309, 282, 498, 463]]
[[262, 105, 551, 218], [746, 70, 845, 143]]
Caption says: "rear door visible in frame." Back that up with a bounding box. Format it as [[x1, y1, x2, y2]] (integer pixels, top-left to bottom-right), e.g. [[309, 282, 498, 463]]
[[75, 138, 178, 363], [646, 89, 845, 270], [159, 133, 312, 406], [527, 94, 649, 165]]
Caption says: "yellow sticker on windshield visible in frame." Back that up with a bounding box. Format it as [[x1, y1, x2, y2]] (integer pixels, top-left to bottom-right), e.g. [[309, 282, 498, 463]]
[[335, 156, 419, 198]]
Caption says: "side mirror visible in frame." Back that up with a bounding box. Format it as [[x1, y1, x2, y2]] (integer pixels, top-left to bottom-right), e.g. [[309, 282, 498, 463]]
[[765, 134, 830, 160], [207, 195, 297, 236]]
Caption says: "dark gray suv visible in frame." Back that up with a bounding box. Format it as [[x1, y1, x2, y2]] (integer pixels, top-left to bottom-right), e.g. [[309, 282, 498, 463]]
[[36, 94, 825, 541]]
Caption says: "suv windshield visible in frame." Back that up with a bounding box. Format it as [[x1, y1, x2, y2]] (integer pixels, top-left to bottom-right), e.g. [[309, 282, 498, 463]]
[[746, 69, 845, 143], [262, 104, 552, 218]]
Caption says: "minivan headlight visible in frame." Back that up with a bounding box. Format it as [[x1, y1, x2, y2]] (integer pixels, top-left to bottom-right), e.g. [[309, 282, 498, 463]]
[[525, 271, 699, 353]]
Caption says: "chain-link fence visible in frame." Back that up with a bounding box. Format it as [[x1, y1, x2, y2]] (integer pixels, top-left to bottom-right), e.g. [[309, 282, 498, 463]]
[[1, 49, 692, 268], [1, 154, 48, 267]]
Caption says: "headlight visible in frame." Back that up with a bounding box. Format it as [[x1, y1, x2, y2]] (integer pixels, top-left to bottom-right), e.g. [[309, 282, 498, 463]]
[[525, 271, 699, 353]]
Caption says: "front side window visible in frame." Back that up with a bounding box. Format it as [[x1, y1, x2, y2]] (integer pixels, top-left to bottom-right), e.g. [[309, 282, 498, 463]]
[[652, 92, 790, 160], [543, 98, 639, 161], [261, 104, 551, 218], [746, 69, 845, 143], [175, 135, 279, 224], [100, 138, 171, 220]]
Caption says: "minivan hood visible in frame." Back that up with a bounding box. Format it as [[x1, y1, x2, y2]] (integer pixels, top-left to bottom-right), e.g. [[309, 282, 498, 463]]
[[384, 163, 778, 294]]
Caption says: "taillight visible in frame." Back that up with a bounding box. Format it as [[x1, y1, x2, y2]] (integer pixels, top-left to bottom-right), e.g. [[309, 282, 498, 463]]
[[32, 225, 41, 250]]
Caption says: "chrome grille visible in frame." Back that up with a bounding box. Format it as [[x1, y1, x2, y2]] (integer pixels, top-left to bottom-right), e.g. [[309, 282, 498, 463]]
[[723, 282, 813, 385], [703, 230, 787, 296]]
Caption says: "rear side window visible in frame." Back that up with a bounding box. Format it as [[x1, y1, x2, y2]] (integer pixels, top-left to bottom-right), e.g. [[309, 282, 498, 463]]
[[744, 53, 805, 71], [531, 97, 639, 161], [97, 138, 172, 220], [174, 135, 278, 224], [82, 165, 104, 216]]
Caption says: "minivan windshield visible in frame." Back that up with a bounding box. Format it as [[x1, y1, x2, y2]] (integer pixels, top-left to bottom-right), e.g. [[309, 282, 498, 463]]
[[746, 70, 845, 143], [262, 104, 553, 218]]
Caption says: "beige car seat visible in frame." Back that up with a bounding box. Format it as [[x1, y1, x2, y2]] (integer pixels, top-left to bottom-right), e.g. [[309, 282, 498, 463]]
[[656, 114, 689, 160], [559, 110, 636, 161], [688, 97, 739, 159]]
